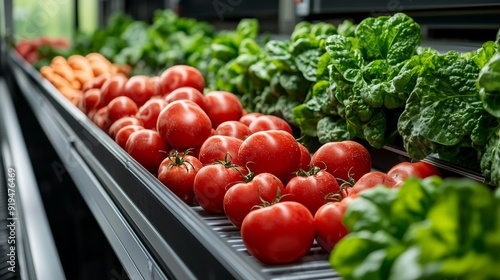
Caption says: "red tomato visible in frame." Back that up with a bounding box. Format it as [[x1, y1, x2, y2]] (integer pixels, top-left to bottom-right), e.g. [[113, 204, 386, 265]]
[[310, 141, 371, 184], [239, 112, 263, 127], [125, 129, 169, 174], [106, 96, 139, 125], [298, 143, 311, 171], [387, 161, 442, 183], [87, 108, 98, 120], [282, 167, 341, 215], [241, 201, 315, 265], [158, 65, 205, 95], [150, 76, 163, 97], [92, 106, 110, 132], [157, 151, 203, 205], [81, 88, 102, 113], [100, 74, 127, 106], [136, 99, 168, 130], [123, 75, 156, 106], [204, 91, 244, 128], [156, 100, 212, 149], [223, 173, 285, 228], [238, 130, 301, 183], [314, 202, 349, 252], [164, 87, 207, 111], [115, 124, 144, 149], [346, 171, 397, 197], [193, 162, 246, 214], [248, 115, 293, 135], [214, 121, 251, 140], [82, 73, 111, 92], [108, 116, 143, 139], [198, 135, 243, 165]]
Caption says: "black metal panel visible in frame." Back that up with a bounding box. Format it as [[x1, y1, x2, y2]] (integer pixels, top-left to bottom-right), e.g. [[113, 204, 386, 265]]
[[179, 0, 279, 20], [125, 0, 165, 22], [313, 0, 500, 14]]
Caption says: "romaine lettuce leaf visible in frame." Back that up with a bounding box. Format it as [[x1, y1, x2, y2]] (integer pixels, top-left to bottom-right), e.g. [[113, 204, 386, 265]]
[[320, 13, 420, 148], [355, 13, 421, 65], [478, 53, 500, 118], [332, 177, 500, 280], [398, 51, 487, 160]]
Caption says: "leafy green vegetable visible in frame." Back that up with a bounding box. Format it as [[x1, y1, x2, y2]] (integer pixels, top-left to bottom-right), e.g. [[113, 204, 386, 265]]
[[478, 49, 500, 188], [331, 177, 500, 280], [315, 13, 421, 148], [398, 42, 498, 162], [478, 53, 500, 118]]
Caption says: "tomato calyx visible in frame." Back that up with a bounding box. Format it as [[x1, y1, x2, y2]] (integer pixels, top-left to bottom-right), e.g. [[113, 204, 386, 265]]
[[240, 162, 257, 183], [338, 167, 357, 188], [254, 185, 283, 209], [296, 165, 321, 177], [213, 152, 240, 168], [324, 192, 342, 204], [167, 149, 197, 172]]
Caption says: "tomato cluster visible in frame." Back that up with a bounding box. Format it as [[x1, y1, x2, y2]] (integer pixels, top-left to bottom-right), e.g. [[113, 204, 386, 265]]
[[74, 64, 442, 266]]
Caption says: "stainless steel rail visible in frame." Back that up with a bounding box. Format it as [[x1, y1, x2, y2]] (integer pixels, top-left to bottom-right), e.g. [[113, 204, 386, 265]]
[[0, 77, 66, 280], [9, 56, 169, 280]]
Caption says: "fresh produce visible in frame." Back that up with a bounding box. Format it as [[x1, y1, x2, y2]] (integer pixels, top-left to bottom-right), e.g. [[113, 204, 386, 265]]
[[478, 51, 500, 189], [158, 150, 203, 205], [294, 13, 421, 148], [115, 124, 144, 149], [100, 75, 129, 106], [67, 11, 215, 76], [16, 37, 70, 65], [387, 161, 442, 183], [108, 116, 144, 139], [298, 143, 312, 170], [40, 53, 130, 106], [241, 201, 315, 265], [202, 19, 261, 96], [92, 107, 109, 131], [159, 65, 206, 94], [238, 130, 301, 183], [193, 156, 246, 214], [331, 176, 500, 280], [397, 42, 498, 166], [135, 99, 168, 129], [164, 87, 207, 111], [106, 96, 139, 124], [282, 166, 341, 215], [80, 88, 103, 113], [310, 140, 371, 184], [156, 100, 213, 149], [197, 135, 243, 166], [314, 200, 350, 253], [239, 112, 263, 126], [123, 75, 157, 106], [203, 91, 244, 128], [346, 171, 398, 196], [223, 172, 285, 228], [29, 9, 500, 273], [214, 121, 251, 140], [125, 129, 169, 174], [248, 115, 293, 134]]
